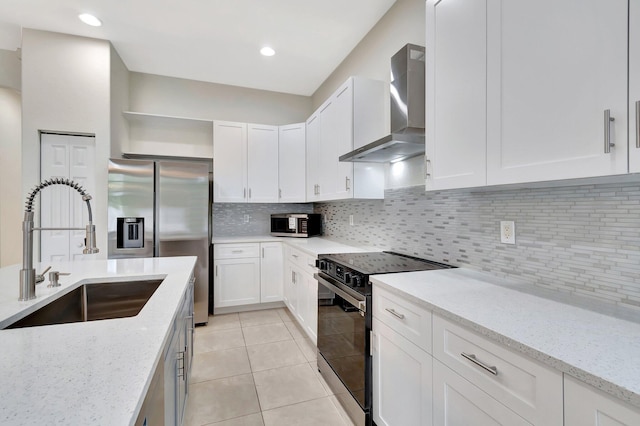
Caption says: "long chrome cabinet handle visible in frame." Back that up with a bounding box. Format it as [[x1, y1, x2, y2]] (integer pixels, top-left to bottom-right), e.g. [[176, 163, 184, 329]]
[[385, 308, 405, 319], [636, 101, 640, 148], [604, 109, 615, 153], [461, 352, 498, 376]]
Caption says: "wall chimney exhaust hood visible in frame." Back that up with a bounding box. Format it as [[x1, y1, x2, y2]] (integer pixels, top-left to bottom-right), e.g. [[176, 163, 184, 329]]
[[340, 43, 425, 163]]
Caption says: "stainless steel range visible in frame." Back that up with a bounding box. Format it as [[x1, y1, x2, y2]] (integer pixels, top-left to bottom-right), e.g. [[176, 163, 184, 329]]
[[314, 251, 453, 426]]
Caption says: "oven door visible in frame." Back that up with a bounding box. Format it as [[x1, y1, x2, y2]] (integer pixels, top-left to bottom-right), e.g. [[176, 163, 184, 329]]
[[315, 272, 370, 425]]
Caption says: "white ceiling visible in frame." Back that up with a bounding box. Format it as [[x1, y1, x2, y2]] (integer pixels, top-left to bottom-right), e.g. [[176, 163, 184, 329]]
[[0, 0, 397, 96]]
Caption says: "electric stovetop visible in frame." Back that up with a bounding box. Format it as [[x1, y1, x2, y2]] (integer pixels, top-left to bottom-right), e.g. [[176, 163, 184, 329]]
[[319, 251, 454, 275]]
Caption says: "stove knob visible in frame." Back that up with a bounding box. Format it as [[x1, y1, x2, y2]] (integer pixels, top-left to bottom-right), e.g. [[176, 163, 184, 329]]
[[316, 260, 327, 271], [351, 276, 361, 287], [344, 272, 351, 284]]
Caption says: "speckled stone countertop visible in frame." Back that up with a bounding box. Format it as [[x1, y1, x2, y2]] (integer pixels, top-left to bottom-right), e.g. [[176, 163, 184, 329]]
[[0, 256, 196, 425], [212, 235, 376, 256], [370, 267, 640, 409]]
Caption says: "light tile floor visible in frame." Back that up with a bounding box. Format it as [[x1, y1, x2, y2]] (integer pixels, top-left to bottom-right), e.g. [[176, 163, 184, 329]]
[[186, 308, 355, 426]]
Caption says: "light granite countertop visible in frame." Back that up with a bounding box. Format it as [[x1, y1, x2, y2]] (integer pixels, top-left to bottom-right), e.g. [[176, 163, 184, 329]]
[[370, 268, 640, 409], [0, 256, 197, 425]]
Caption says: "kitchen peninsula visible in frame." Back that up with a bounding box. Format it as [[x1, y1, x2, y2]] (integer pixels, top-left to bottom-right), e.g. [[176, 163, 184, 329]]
[[0, 256, 196, 425]]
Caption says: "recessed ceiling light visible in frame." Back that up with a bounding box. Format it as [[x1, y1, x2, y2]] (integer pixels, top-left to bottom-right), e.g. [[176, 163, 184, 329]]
[[78, 13, 102, 27], [260, 47, 275, 57]]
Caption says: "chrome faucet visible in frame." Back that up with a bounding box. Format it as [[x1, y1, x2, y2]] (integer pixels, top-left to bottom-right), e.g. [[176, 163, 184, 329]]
[[19, 178, 99, 301]]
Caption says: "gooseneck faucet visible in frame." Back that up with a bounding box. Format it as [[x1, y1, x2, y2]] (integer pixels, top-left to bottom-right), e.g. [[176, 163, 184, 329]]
[[19, 178, 99, 301]]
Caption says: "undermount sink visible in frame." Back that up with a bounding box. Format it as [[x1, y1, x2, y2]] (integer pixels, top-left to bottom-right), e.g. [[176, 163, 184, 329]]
[[6, 279, 164, 329]]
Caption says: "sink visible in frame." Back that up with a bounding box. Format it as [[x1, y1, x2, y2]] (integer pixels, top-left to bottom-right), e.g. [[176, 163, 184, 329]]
[[6, 279, 164, 329]]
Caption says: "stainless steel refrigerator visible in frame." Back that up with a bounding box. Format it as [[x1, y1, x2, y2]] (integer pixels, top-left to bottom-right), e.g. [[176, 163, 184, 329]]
[[107, 158, 212, 325]]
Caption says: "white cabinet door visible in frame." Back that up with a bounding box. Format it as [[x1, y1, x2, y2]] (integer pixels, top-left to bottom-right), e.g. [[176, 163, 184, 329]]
[[318, 100, 337, 200], [630, 0, 640, 173], [213, 258, 260, 308], [486, 0, 628, 185], [300, 271, 318, 344], [306, 114, 321, 202], [278, 123, 306, 203], [214, 121, 247, 203], [565, 376, 640, 426], [372, 318, 432, 426], [425, 0, 487, 190], [284, 262, 298, 317], [260, 242, 283, 303], [330, 80, 354, 200], [247, 124, 279, 203], [433, 359, 531, 426]]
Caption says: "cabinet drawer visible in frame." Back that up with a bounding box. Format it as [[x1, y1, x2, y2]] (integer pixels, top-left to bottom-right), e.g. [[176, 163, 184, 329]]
[[373, 286, 432, 353], [432, 315, 563, 425], [214, 243, 260, 259]]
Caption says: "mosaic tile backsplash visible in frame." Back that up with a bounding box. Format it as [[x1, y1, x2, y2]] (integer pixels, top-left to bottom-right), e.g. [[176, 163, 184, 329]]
[[213, 203, 314, 237], [315, 183, 640, 312]]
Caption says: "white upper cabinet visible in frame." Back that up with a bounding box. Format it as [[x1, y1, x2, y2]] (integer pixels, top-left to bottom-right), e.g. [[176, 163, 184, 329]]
[[247, 124, 279, 203], [214, 121, 282, 203], [427, 0, 630, 190], [278, 123, 306, 203], [486, 0, 628, 185], [630, 0, 640, 173], [213, 121, 247, 203], [306, 76, 385, 201], [426, 0, 487, 190]]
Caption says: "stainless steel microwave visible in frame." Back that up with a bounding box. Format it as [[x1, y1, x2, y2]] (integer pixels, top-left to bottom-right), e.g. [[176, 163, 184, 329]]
[[270, 213, 322, 238]]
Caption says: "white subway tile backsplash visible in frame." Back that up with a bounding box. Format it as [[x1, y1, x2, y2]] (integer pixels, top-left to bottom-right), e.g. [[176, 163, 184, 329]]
[[315, 183, 640, 311]]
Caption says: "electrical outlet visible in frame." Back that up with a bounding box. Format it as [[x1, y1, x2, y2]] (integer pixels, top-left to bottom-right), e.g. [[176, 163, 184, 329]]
[[349, 214, 354, 226], [500, 221, 515, 244], [244, 214, 250, 223]]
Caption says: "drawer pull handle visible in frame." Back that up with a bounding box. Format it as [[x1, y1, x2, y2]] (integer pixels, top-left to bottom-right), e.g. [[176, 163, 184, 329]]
[[461, 352, 498, 376], [232, 250, 243, 253], [385, 308, 405, 319], [292, 254, 299, 258]]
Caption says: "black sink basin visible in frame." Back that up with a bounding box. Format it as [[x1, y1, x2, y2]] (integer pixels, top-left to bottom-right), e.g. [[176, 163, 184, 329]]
[[6, 279, 163, 329]]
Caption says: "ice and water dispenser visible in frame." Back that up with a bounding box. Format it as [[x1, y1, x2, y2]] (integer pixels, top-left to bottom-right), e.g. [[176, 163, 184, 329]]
[[116, 217, 144, 249]]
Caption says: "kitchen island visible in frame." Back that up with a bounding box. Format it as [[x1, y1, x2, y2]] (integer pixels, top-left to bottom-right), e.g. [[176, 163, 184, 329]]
[[0, 256, 196, 425]]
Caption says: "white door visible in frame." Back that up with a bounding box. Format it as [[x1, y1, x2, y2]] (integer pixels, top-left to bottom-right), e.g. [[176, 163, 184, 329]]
[[330, 80, 354, 200], [301, 272, 318, 344], [433, 359, 531, 426], [247, 124, 279, 203], [373, 318, 432, 426], [564, 376, 640, 426], [630, 0, 640, 173], [40, 133, 96, 262], [213, 258, 261, 308], [278, 123, 306, 203], [284, 262, 298, 315], [260, 242, 283, 303], [306, 114, 321, 202], [426, 0, 487, 190], [213, 121, 247, 203], [486, 0, 628, 185]]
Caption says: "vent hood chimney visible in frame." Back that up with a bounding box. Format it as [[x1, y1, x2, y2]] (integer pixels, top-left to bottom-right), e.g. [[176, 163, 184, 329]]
[[340, 43, 425, 163]]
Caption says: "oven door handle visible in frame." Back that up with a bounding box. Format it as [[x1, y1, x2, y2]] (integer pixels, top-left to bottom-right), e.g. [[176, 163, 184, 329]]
[[315, 273, 366, 312]]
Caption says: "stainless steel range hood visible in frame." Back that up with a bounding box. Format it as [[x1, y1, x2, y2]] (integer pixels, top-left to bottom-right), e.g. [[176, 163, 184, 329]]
[[340, 44, 425, 163]]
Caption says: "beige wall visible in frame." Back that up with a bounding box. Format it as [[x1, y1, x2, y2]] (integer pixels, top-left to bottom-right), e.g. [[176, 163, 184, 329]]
[[0, 49, 21, 91], [22, 29, 111, 258], [130, 72, 312, 126], [0, 87, 22, 266], [110, 45, 130, 157]]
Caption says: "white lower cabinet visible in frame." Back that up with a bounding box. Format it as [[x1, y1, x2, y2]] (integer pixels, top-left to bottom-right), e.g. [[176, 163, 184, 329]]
[[432, 359, 530, 426], [564, 375, 640, 426], [260, 242, 284, 303], [372, 318, 432, 426], [214, 242, 283, 309], [283, 245, 319, 343]]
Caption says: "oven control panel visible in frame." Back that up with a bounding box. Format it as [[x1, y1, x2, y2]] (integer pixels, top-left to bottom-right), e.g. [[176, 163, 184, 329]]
[[317, 259, 367, 290]]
